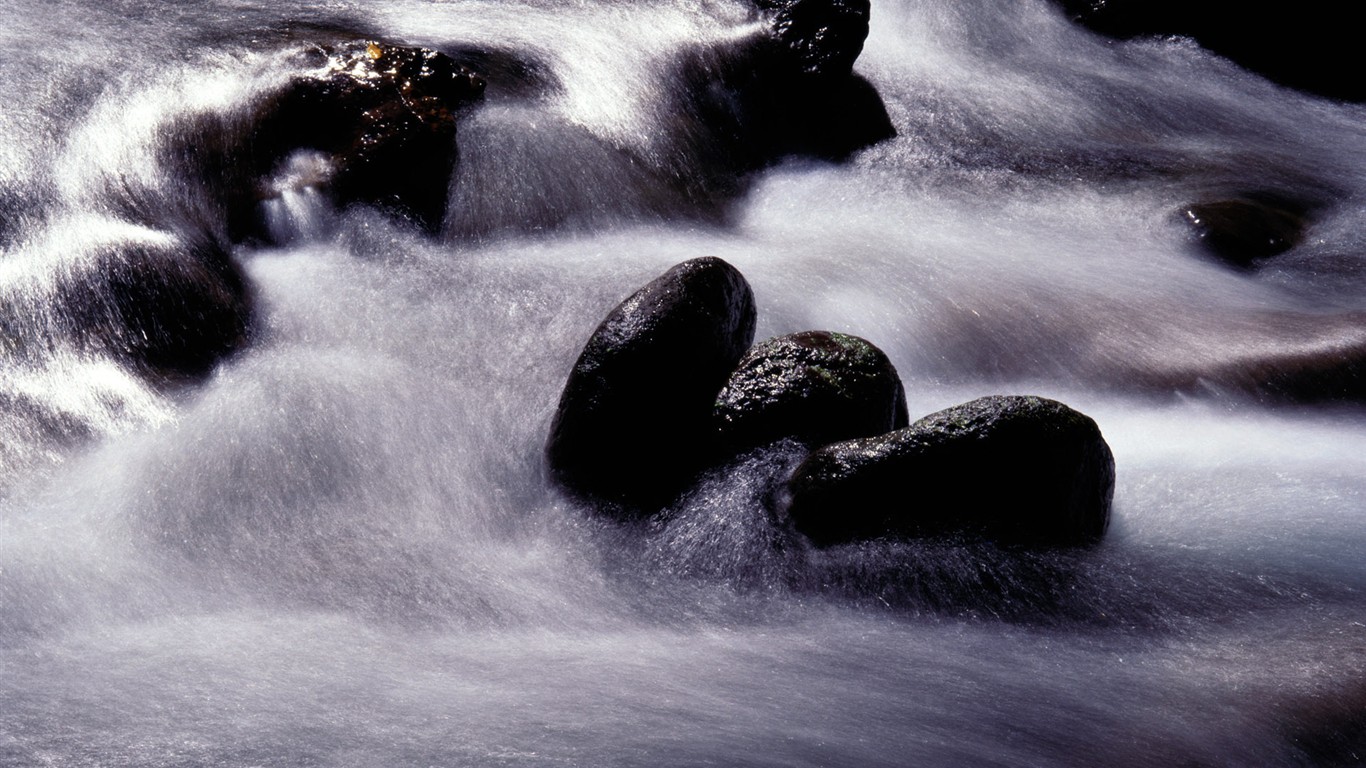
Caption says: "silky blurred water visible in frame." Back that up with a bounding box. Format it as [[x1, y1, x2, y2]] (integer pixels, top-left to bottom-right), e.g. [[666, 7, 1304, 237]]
[[2, 1, 1364, 766]]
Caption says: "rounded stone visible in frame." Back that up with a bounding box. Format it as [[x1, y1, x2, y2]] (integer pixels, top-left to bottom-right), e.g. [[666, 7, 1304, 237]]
[[786, 395, 1115, 548], [714, 330, 908, 453], [546, 257, 757, 513]]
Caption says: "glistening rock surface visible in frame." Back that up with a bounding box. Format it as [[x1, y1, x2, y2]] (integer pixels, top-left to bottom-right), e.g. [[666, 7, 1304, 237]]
[[237, 40, 487, 237]]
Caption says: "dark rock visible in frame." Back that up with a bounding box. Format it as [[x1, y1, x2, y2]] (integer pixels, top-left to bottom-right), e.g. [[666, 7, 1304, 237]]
[[786, 395, 1115, 548], [439, 44, 559, 103], [547, 257, 757, 513], [754, 0, 871, 80], [657, 1, 892, 205], [714, 330, 908, 452], [236, 40, 486, 238], [1182, 196, 1307, 268], [60, 234, 252, 381], [1054, 0, 1363, 102]]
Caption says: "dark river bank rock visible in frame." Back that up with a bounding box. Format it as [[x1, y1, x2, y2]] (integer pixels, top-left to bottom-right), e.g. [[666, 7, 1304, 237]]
[[547, 257, 757, 514], [234, 40, 486, 239], [786, 395, 1115, 548], [1054, 0, 1363, 102], [714, 330, 908, 453], [1181, 196, 1308, 269]]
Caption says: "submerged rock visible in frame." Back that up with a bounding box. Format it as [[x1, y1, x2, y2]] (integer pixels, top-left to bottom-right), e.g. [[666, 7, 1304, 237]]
[[786, 395, 1114, 548], [1182, 197, 1307, 269], [60, 234, 253, 381], [546, 257, 757, 513], [714, 330, 908, 452], [237, 40, 486, 237]]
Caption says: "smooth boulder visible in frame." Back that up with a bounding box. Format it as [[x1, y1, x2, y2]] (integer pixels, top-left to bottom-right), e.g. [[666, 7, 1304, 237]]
[[714, 330, 908, 452], [546, 257, 757, 513], [786, 395, 1115, 548]]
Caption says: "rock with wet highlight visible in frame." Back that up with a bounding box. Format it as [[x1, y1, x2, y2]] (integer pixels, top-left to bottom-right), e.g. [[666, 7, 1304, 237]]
[[237, 40, 486, 237], [1182, 196, 1306, 269], [755, 0, 871, 79]]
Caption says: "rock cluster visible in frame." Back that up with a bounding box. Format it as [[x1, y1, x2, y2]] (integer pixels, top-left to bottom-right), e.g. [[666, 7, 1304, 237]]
[[547, 259, 1116, 551], [99, 17, 894, 384]]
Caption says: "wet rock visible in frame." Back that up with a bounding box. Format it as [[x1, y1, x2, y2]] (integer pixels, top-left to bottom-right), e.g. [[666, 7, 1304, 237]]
[[786, 395, 1114, 548], [1054, 0, 1363, 102], [440, 44, 558, 103], [714, 330, 908, 452], [1182, 196, 1307, 268], [754, 0, 871, 80], [660, 0, 892, 202], [238, 40, 486, 237], [61, 234, 253, 381], [547, 257, 757, 513]]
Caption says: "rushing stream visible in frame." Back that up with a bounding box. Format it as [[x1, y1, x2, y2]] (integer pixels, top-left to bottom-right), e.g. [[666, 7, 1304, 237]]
[[2, 1, 1365, 766]]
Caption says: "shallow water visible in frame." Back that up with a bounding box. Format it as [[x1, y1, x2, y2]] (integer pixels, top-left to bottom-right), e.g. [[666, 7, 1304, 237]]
[[3, 1, 1365, 765]]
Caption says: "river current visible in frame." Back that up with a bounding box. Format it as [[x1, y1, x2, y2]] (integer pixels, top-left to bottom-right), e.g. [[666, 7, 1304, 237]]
[[2, 1, 1364, 766]]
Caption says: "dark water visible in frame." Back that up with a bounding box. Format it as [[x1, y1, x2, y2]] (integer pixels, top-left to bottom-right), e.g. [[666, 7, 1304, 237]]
[[2, 1, 1365, 766]]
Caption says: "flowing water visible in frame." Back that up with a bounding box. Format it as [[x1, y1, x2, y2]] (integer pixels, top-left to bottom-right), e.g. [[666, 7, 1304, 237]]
[[2, 1, 1365, 766]]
